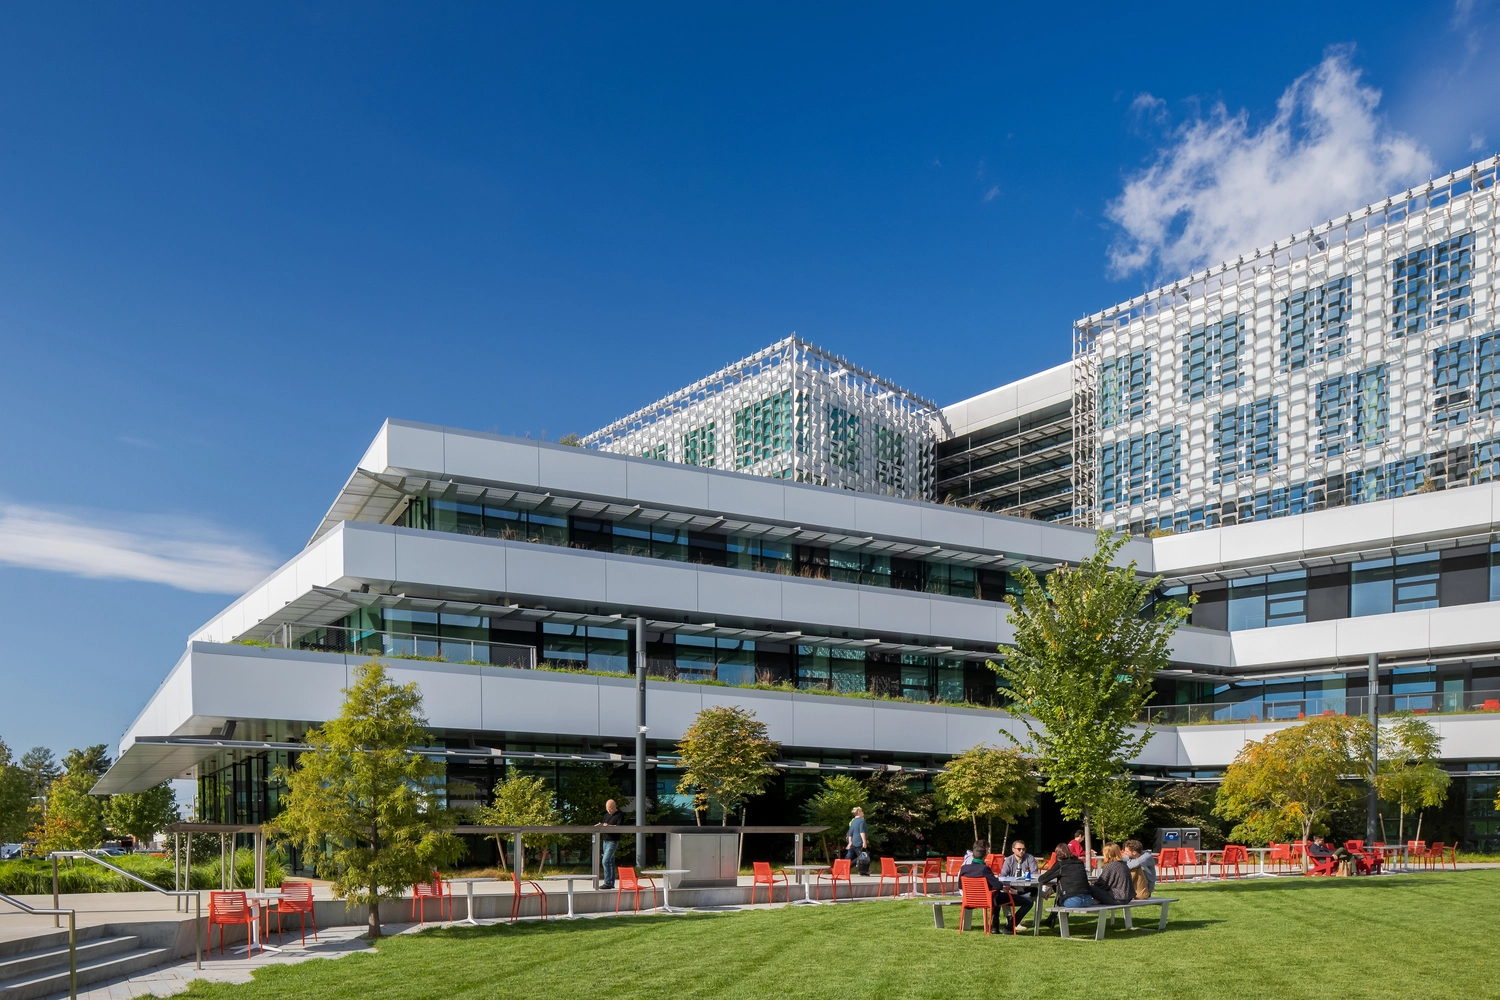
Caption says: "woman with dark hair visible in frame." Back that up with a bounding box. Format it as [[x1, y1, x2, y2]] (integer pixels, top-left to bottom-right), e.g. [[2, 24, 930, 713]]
[[1038, 842, 1093, 911]]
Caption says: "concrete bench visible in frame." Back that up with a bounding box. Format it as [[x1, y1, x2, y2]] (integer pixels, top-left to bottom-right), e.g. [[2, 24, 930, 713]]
[[1050, 897, 1179, 940], [930, 899, 1025, 932]]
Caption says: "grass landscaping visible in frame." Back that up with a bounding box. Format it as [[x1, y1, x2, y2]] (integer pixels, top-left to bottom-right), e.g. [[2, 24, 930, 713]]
[[171, 870, 1495, 1000]]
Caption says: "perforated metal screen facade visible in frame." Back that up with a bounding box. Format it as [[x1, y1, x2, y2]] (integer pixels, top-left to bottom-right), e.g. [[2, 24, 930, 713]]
[[1074, 156, 1500, 534], [582, 337, 947, 499]]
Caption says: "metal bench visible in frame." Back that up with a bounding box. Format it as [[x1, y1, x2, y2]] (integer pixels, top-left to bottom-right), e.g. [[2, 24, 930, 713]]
[[929, 898, 1028, 932], [1049, 897, 1179, 940]]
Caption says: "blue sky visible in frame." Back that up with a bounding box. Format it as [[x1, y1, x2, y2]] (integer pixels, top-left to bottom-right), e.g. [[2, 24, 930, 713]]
[[2, 2, 1498, 762]]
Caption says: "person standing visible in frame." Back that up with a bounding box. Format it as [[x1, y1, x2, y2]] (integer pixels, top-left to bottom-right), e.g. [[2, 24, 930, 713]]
[[596, 798, 625, 889], [846, 807, 870, 875]]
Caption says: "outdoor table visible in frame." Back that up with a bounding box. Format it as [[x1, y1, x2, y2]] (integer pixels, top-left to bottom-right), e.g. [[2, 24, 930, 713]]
[[542, 875, 588, 919], [641, 869, 692, 913], [238, 892, 283, 954], [997, 877, 1044, 936], [894, 860, 930, 897], [446, 876, 497, 926], [785, 864, 829, 905]]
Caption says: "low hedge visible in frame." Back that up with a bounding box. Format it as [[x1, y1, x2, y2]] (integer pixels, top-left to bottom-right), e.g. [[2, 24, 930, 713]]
[[0, 850, 286, 895]]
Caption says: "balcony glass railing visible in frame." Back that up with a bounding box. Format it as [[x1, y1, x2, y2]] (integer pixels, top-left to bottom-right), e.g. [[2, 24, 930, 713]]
[[274, 623, 537, 670], [1140, 690, 1500, 726]]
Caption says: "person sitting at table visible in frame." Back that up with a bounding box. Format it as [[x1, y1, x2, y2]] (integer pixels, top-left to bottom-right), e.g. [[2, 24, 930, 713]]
[[1091, 843, 1133, 905], [958, 840, 1018, 934], [997, 840, 1038, 929], [1068, 830, 1086, 858], [1123, 839, 1156, 899], [1037, 842, 1093, 924]]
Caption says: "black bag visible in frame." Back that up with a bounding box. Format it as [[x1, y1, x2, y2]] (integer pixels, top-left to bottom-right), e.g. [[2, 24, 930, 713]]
[[856, 850, 871, 876]]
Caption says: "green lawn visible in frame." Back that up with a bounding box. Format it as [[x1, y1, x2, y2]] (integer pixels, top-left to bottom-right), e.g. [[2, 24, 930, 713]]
[[176, 871, 1494, 1000]]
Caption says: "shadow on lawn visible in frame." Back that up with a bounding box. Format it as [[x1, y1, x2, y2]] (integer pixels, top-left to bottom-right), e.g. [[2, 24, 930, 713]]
[[416, 913, 725, 941]]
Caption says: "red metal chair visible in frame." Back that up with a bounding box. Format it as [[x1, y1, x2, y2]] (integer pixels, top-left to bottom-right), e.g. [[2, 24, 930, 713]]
[[915, 858, 944, 896], [944, 856, 965, 893], [1215, 845, 1248, 880], [751, 862, 790, 905], [274, 880, 317, 944], [615, 867, 656, 914], [1179, 847, 1199, 878], [1306, 851, 1338, 876], [815, 858, 853, 901], [1423, 843, 1447, 872], [958, 876, 993, 935], [1445, 844, 1459, 870], [1267, 843, 1292, 874], [1344, 841, 1380, 875], [511, 867, 550, 923], [208, 891, 258, 957], [877, 857, 906, 897], [1157, 848, 1180, 883], [985, 853, 1005, 876], [1406, 840, 1426, 867], [410, 872, 452, 924]]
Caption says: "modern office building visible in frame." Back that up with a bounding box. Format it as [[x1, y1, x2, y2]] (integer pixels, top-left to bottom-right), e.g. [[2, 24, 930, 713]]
[[97, 158, 1500, 851]]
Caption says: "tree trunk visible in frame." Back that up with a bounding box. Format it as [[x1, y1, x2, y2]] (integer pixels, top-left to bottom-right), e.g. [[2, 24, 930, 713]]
[[368, 821, 382, 938], [493, 836, 509, 876], [1083, 806, 1093, 869], [1414, 810, 1424, 847], [987, 816, 993, 848], [1002, 822, 1010, 854], [971, 815, 978, 842]]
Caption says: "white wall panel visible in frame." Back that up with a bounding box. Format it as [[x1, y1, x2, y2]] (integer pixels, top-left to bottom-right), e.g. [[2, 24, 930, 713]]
[[782, 488, 858, 534], [1333, 612, 1431, 660], [872, 704, 947, 753], [858, 589, 931, 635], [394, 530, 506, 592], [504, 544, 610, 603], [695, 570, 783, 622], [705, 474, 787, 523], [383, 420, 446, 476], [778, 579, 862, 630], [484, 670, 602, 737], [440, 429, 541, 487], [340, 522, 397, 584], [385, 660, 483, 731], [852, 495, 924, 540], [539, 445, 630, 500], [623, 462, 712, 511], [605, 558, 700, 612], [791, 697, 875, 750]]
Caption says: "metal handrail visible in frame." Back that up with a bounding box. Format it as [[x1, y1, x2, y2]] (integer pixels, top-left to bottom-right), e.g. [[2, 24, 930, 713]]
[[0, 890, 76, 999], [50, 852, 201, 970]]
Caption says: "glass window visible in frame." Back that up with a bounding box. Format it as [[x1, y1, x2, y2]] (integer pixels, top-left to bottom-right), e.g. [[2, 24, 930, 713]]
[[1351, 558, 1395, 617], [675, 634, 716, 680], [1393, 553, 1440, 612], [586, 626, 629, 674], [936, 660, 965, 702], [716, 639, 756, 686], [1490, 543, 1500, 601], [1228, 576, 1266, 631], [1265, 571, 1307, 626], [829, 648, 866, 694]]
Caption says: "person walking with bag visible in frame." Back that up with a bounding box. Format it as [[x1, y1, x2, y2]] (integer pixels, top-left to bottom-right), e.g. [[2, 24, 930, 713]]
[[845, 807, 871, 876]]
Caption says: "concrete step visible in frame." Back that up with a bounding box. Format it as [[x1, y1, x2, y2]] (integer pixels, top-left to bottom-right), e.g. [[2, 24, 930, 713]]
[[0, 936, 139, 984], [0, 945, 173, 1000], [0, 926, 113, 962]]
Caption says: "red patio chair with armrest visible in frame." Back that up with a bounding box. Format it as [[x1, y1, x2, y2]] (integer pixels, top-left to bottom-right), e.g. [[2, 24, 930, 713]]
[[985, 853, 1005, 875], [1215, 845, 1248, 880], [1345, 841, 1380, 875], [877, 857, 905, 897], [944, 856, 965, 893], [208, 891, 257, 957], [958, 876, 993, 935], [1306, 851, 1338, 876], [1267, 843, 1291, 874], [1423, 843, 1447, 872], [1157, 848, 1180, 883], [1179, 847, 1200, 878], [815, 858, 853, 901], [274, 880, 317, 944], [615, 867, 656, 914], [912, 858, 944, 896], [410, 872, 452, 924], [510, 867, 549, 922], [751, 861, 791, 905]]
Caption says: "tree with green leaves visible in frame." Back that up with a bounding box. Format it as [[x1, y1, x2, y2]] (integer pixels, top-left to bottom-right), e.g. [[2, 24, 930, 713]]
[[19, 747, 61, 800], [995, 530, 1192, 860], [31, 772, 109, 853], [801, 775, 867, 862], [933, 745, 1037, 846], [862, 770, 936, 858], [675, 706, 780, 826], [0, 737, 35, 844], [274, 660, 462, 937], [476, 772, 559, 876], [63, 745, 112, 780], [106, 782, 181, 848], [1214, 714, 1370, 848], [1375, 716, 1449, 846], [1090, 777, 1148, 846]]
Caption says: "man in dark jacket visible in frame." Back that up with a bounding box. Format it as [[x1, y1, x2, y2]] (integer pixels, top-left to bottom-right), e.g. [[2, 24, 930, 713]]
[[958, 840, 1022, 934], [1038, 842, 1094, 913]]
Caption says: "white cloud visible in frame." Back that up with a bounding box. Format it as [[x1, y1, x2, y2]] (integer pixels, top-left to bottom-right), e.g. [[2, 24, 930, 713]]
[[0, 503, 278, 594], [1472, 132, 1488, 152], [1106, 51, 1434, 280]]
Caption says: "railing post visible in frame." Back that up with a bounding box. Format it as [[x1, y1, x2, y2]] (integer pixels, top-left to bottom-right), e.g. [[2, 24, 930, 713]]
[[52, 857, 59, 927], [592, 833, 601, 890], [67, 909, 76, 1000], [795, 832, 804, 868], [195, 892, 202, 970]]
